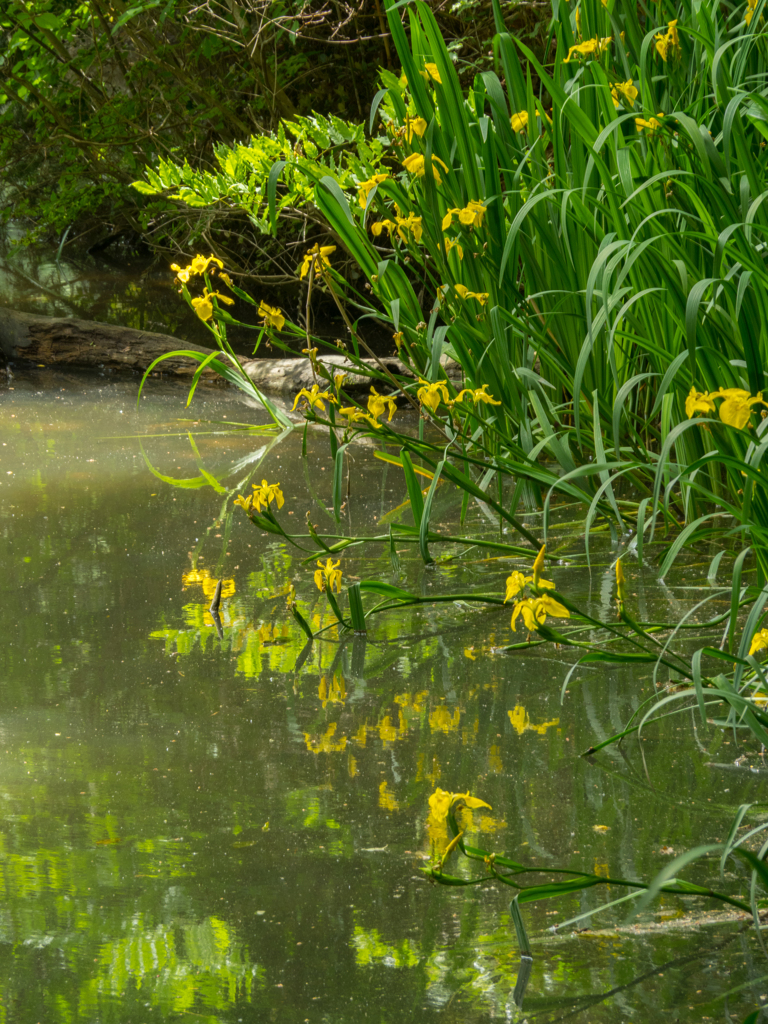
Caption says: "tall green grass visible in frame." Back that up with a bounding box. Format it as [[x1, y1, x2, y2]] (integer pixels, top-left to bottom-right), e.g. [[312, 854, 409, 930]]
[[139, 0, 768, 661]]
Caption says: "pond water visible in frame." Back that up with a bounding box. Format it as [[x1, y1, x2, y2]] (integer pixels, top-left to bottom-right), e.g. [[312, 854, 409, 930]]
[[1, 366, 767, 1023], [0, 233, 349, 357]]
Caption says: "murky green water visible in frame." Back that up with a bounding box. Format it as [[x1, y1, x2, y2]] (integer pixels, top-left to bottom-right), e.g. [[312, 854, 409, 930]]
[[0, 231, 220, 345], [1, 366, 767, 1023]]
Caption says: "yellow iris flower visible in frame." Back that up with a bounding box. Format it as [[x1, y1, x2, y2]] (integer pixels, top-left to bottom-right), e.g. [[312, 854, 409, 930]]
[[531, 543, 546, 587], [421, 62, 442, 84], [505, 571, 530, 601], [395, 212, 423, 243], [444, 238, 464, 259], [191, 254, 223, 275], [299, 243, 336, 279], [416, 378, 451, 413], [258, 301, 285, 330], [393, 331, 405, 351], [402, 152, 450, 183], [314, 558, 342, 594], [234, 479, 285, 514], [339, 405, 382, 429], [746, 0, 758, 24], [611, 80, 638, 108], [190, 288, 234, 321], [452, 383, 501, 406], [405, 116, 428, 141], [718, 388, 766, 429], [685, 387, 716, 418], [442, 200, 486, 232], [564, 36, 612, 62], [510, 594, 570, 632], [367, 386, 398, 421], [686, 386, 766, 428], [371, 219, 397, 238], [292, 384, 335, 413], [171, 253, 224, 283], [357, 173, 389, 208], [749, 628, 768, 656], [504, 545, 554, 601], [635, 114, 664, 134], [510, 111, 529, 133], [454, 283, 489, 305], [171, 264, 192, 284], [655, 20, 680, 61]]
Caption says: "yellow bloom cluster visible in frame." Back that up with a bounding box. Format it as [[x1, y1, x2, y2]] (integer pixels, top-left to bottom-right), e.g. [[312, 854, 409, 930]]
[[504, 545, 552, 599], [420, 62, 442, 84], [454, 283, 489, 305], [444, 238, 464, 259], [611, 80, 638, 108], [453, 384, 501, 407], [314, 557, 342, 593], [505, 545, 570, 632], [405, 116, 428, 142], [686, 386, 767, 429], [655, 20, 680, 61], [564, 36, 612, 62], [367, 386, 398, 421], [416, 379, 452, 413], [299, 243, 336, 279], [635, 114, 664, 134], [371, 211, 423, 244], [357, 173, 389, 208], [292, 384, 335, 413], [511, 594, 570, 631], [258, 301, 285, 330], [397, 211, 424, 242], [415, 378, 501, 413], [233, 479, 285, 514], [339, 405, 382, 429], [402, 152, 450, 183], [510, 109, 552, 133], [442, 200, 486, 232], [170, 253, 223, 283], [191, 288, 234, 322]]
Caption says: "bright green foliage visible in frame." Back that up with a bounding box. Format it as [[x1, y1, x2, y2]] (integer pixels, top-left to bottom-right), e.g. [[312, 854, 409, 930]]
[[0, 0, 392, 247], [133, 115, 386, 231]]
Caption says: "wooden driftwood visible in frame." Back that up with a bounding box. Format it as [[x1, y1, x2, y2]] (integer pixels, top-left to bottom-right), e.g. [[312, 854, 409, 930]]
[[0, 306, 412, 393]]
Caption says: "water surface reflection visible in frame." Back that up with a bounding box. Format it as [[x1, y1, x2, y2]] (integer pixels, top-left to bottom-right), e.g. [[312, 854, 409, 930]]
[[0, 367, 765, 1022]]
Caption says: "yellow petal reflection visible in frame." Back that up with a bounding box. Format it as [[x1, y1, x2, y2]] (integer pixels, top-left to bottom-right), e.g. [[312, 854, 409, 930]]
[[379, 780, 400, 811], [182, 568, 236, 602], [508, 705, 560, 735], [429, 706, 461, 733], [304, 723, 347, 753]]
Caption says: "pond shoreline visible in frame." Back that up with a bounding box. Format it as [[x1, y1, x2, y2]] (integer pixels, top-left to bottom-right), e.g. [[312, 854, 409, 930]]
[[0, 304, 413, 394]]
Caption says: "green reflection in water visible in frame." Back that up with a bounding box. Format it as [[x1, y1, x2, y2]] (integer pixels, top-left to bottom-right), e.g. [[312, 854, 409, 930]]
[[0, 371, 767, 1023]]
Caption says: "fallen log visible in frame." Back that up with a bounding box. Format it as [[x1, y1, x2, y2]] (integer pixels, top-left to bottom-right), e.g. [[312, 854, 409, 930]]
[[0, 306, 417, 393], [0, 306, 214, 376]]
